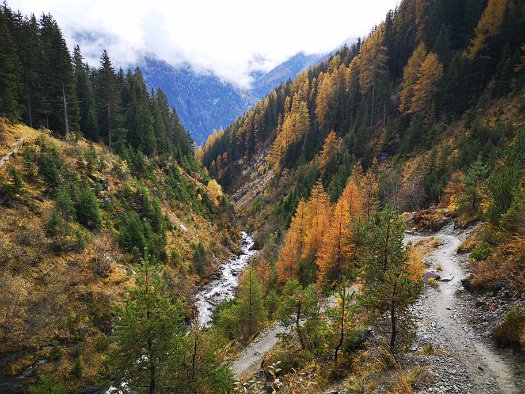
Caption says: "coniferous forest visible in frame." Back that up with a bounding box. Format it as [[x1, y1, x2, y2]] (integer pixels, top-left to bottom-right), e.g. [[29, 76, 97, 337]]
[[1, 0, 525, 393], [0, 5, 194, 165]]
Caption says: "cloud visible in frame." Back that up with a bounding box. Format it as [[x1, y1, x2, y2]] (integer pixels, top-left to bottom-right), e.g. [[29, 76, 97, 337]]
[[9, 0, 398, 89]]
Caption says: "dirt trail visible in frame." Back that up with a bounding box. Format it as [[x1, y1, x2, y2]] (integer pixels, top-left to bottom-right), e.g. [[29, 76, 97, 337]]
[[231, 286, 359, 379], [0, 135, 31, 170], [406, 223, 523, 394], [231, 324, 287, 378]]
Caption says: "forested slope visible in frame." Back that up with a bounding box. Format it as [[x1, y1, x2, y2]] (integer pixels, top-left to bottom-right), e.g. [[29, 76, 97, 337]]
[[198, 1, 525, 388], [200, 0, 525, 271]]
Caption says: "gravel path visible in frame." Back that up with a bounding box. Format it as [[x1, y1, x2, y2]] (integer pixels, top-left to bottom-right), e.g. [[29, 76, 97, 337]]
[[0, 136, 30, 170], [231, 324, 287, 378], [231, 286, 359, 379], [405, 223, 523, 394]]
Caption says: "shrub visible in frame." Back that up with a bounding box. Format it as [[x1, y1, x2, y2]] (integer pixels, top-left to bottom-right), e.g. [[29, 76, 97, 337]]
[[44, 208, 68, 238], [192, 242, 206, 277], [170, 248, 181, 267], [29, 374, 67, 394], [55, 185, 76, 221], [119, 211, 146, 256], [10, 166, 23, 193], [492, 306, 525, 350], [470, 242, 493, 260], [75, 183, 101, 231], [49, 340, 63, 361], [39, 144, 61, 190], [71, 358, 84, 378], [95, 336, 109, 352], [23, 146, 38, 180]]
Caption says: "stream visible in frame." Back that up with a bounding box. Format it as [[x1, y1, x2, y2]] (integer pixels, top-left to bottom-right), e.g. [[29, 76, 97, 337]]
[[195, 231, 256, 327]]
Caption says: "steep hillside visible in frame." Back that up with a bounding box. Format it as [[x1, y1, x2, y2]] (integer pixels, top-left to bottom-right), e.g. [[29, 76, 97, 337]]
[[0, 119, 237, 392], [201, 0, 525, 237]]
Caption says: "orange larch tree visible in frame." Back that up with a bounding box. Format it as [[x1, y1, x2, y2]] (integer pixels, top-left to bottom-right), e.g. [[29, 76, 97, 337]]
[[302, 181, 332, 262], [408, 52, 444, 119], [399, 43, 427, 115], [276, 199, 308, 282], [318, 131, 343, 176]]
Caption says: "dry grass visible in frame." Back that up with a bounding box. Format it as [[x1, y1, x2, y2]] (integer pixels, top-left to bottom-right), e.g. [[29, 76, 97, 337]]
[[0, 118, 40, 158], [471, 234, 525, 293], [407, 236, 442, 281]]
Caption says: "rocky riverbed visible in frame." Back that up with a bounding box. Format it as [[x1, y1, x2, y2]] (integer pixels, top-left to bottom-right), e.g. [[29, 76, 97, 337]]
[[195, 231, 256, 327]]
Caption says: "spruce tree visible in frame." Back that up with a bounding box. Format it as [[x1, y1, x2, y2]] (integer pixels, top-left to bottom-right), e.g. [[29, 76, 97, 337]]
[[237, 266, 266, 338], [0, 11, 20, 119], [15, 14, 44, 128], [39, 14, 78, 134], [96, 50, 121, 149], [125, 69, 156, 155], [73, 45, 99, 140], [360, 204, 422, 350], [75, 183, 101, 231], [108, 259, 186, 394]]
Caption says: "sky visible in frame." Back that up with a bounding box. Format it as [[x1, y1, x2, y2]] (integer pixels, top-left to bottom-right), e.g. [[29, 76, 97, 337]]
[[9, 0, 399, 89]]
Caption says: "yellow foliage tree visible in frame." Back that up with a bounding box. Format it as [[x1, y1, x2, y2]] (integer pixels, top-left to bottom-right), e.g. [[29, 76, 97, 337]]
[[464, 0, 508, 61], [399, 43, 427, 115], [316, 72, 336, 131], [318, 130, 342, 176], [276, 199, 308, 282], [206, 179, 223, 206], [316, 174, 366, 285], [302, 181, 332, 262], [408, 52, 444, 118], [268, 99, 310, 172], [357, 25, 389, 126]]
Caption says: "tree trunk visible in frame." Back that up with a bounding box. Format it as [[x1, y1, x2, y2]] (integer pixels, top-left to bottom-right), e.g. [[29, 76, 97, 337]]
[[248, 269, 253, 337], [26, 85, 32, 128], [148, 339, 155, 394], [62, 84, 69, 134], [296, 303, 305, 350], [191, 333, 198, 380], [107, 101, 112, 149], [334, 289, 345, 365], [383, 215, 392, 272], [370, 77, 375, 127], [390, 282, 397, 350]]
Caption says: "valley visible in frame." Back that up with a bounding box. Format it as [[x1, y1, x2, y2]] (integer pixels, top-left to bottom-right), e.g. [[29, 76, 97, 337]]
[[1, 0, 525, 392]]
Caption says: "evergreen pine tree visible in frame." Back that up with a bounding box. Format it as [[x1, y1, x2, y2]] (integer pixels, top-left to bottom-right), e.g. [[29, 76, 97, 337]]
[[96, 50, 121, 149], [73, 45, 99, 140], [237, 266, 266, 338], [108, 259, 186, 394], [360, 204, 422, 350], [75, 183, 101, 231], [0, 10, 20, 119], [39, 14, 78, 134]]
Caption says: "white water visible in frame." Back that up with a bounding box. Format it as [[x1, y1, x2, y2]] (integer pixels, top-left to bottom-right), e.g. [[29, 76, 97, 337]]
[[195, 231, 256, 327]]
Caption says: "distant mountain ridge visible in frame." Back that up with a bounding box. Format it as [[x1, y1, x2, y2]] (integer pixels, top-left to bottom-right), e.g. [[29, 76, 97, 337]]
[[251, 52, 327, 98], [140, 52, 326, 145]]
